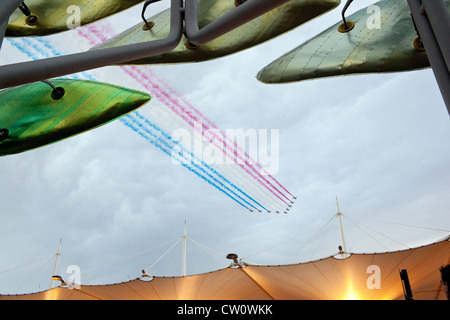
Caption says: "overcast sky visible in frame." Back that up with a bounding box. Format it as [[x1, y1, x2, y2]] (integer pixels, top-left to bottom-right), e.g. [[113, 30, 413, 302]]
[[0, 0, 449, 295]]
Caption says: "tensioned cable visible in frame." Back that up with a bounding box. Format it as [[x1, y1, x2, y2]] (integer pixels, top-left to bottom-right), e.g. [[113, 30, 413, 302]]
[[82, 237, 180, 278], [0, 254, 54, 275], [143, 237, 182, 273], [81, 235, 226, 279], [57, 253, 78, 270], [365, 217, 450, 233], [187, 236, 226, 265], [242, 214, 338, 262], [186, 240, 199, 275], [308, 215, 339, 261], [343, 214, 448, 250], [341, 215, 397, 251], [294, 214, 339, 261], [165, 241, 183, 276], [13, 255, 55, 294]]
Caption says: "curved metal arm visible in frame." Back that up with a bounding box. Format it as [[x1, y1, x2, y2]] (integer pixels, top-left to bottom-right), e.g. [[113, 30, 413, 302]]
[[341, 0, 354, 30], [184, 0, 290, 45], [0, 0, 294, 90], [0, 0, 184, 89], [408, 0, 450, 115], [142, 0, 162, 29]]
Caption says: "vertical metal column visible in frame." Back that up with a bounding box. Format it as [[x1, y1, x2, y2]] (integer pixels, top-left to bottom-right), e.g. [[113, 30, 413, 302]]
[[421, 0, 450, 70], [181, 221, 187, 277], [49, 239, 62, 289], [408, 0, 450, 115], [0, 0, 22, 25], [0, 0, 23, 50], [0, 21, 7, 51]]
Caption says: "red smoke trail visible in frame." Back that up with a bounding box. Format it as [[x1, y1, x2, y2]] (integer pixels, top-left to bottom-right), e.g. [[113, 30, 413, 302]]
[[79, 21, 293, 205], [126, 64, 289, 205], [165, 78, 294, 199], [149, 68, 293, 200]]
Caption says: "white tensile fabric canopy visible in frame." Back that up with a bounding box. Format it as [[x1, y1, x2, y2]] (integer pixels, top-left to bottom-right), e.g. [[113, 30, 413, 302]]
[[1, 236, 448, 300]]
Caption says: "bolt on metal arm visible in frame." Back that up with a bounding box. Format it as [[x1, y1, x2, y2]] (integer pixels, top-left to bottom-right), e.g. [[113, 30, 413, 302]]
[[142, 0, 162, 29]]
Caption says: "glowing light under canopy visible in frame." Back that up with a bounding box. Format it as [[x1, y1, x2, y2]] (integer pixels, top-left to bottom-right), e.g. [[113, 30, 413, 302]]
[[1, 237, 447, 300]]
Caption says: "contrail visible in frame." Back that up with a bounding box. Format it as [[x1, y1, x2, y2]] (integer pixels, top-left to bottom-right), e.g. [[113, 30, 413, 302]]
[[81, 21, 293, 208], [79, 24, 280, 210], [6, 36, 263, 211]]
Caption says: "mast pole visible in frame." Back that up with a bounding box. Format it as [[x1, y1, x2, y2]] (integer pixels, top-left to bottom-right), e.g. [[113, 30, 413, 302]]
[[181, 221, 186, 276], [50, 239, 62, 289], [336, 197, 348, 255]]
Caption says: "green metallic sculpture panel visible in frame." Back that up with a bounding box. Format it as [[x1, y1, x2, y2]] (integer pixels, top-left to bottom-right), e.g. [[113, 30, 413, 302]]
[[0, 79, 150, 156], [92, 0, 340, 64], [257, 0, 449, 84], [6, 0, 144, 37]]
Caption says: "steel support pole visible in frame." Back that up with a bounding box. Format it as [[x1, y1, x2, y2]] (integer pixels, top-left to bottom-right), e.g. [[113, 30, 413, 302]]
[[408, 0, 450, 115], [0, 0, 184, 89], [184, 0, 290, 45], [181, 221, 186, 277], [0, 21, 7, 51], [421, 0, 450, 70], [50, 239, 62, 289], [0, 0, 22, 50], [0, 0, 22, 25]]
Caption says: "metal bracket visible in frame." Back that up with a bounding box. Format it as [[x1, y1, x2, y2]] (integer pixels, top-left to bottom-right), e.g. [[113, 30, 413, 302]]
[[18, 1, 38, 26], [41, 80, 65, 100], [141, 0, 162, 30], [337, 0, 355, 33]]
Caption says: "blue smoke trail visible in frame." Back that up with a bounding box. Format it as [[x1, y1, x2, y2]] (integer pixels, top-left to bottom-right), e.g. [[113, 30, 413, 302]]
[[128, 112, 266, 211], [132, 112, 267, 209], [123, 114, 254, 210], [6, 37, 266, 211], [8, 37, 263, 210]]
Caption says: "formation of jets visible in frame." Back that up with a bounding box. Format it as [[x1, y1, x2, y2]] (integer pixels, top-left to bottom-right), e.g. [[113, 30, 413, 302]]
[[249, 197, 297, 214]]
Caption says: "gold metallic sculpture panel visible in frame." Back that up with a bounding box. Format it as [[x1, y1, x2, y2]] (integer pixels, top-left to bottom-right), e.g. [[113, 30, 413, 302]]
[[92, 0, 341, 64], [257, 0, 449, 84], [6, 0, 144, 37], [0, 79, 151, 156]]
